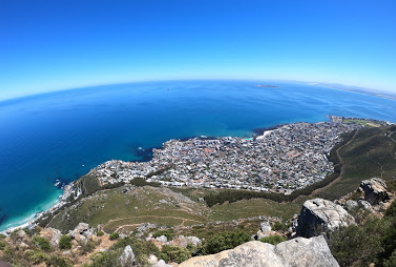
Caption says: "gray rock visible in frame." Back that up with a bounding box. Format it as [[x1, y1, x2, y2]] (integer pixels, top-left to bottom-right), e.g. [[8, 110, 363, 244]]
[[256, 221, 272, 239], [358, 200, 372, 210], [69, 222, 90, 238], [170, 235, 202, 248], [186, 236, 202, 247], [156, 235, 168, 243], [153, 259, 173, 267], [296, 198, 356, 238], [14, 230, 30, 244], [360, 178, 390, 205], [260, 221, 272, 233], [148, 254, 158, 265], [19, 242, 30, 250], [178, 236, 339, 267], [40, 228, 62, 247], [344, 200, 358, 211], [118, 245, 135, 267]]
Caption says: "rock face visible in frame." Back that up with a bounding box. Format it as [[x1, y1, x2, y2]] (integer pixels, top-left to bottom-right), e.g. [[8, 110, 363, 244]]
[[178, 236, 339, 267], [40, 228, 62, 247], [255, 221, 272, 239], [118, 245, 135, 267], [359, 178, 390, 205], [170, 235, 202, 248], [296, 198, 355, 238], [68, 222, 96, 244]]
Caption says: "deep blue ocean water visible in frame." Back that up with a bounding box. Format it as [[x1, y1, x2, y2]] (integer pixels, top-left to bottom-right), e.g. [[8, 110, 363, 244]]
[[0, 80, 395, 231]]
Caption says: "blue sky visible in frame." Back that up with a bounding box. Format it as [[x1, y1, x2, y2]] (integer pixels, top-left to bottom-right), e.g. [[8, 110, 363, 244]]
[[0, 0, 395, 100]]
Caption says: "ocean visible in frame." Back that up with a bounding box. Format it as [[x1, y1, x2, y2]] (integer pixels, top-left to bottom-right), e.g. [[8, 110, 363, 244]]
[[0, 80, 395, 231]]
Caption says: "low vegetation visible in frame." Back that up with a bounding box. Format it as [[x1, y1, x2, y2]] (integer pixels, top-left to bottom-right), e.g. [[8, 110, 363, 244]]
[[152, 229, 174, 241], [196, 230, 250, 255], [260, 235, 286, 245], [327, 198, 396, 267], [59, 235, 72, 249]]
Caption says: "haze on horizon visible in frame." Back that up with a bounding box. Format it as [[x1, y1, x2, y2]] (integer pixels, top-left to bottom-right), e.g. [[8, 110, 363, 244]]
[[0, 0, 395, 101]]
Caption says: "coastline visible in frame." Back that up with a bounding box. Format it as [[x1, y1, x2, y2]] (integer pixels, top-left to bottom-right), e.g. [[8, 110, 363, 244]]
[[0, 190, 62, 233], [2, 115, 393, 234]]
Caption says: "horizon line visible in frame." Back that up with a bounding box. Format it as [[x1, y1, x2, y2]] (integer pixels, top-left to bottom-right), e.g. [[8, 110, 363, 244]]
[[0, 78, 395, 104]]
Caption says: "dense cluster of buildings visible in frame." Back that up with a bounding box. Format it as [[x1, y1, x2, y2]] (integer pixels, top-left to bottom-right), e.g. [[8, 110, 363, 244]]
[[94, 119, 362, 193]]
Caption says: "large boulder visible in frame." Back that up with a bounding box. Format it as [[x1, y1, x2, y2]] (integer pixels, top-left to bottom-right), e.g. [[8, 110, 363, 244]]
[[296, 198, 355, 238], [69, 222, 96, 244], [359, 178, 390, 205], [153, 259, 173, 267], [13, 230, 30, 244], [40, 228, 62, 247], [118, 245, 135, 267], [178, 236, 339, 267], [69, 222, 90, 238]]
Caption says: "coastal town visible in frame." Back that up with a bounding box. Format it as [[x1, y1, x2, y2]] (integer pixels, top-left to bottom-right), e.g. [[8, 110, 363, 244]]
[[91, 117, 373, 194], [4, 116, 394, 234]]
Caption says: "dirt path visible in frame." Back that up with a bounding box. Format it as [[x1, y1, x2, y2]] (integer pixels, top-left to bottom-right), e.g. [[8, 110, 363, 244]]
[[106, 215, 204, 232]]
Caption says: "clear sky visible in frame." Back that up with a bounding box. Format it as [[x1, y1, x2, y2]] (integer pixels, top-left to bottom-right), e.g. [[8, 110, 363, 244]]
[[0, 0, 395, 100]]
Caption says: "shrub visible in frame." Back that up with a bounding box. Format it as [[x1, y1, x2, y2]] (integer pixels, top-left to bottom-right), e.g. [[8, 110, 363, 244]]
[[326, 219, 384, 267], [152, 229, 174, 241], [0, 233, 6, 239], [260, 235, 286, 245], [32, 235, 51, 251], [110, 236, 159, 265], [198, 230, 250, 255], [385, 199, 396, 217], [28, 250, 50, 265], [384, 250, 396, 267], [272, 221, 288, 232], [48, 255, 72, 267], [59, 235, 72, 250], [109, 232, 119, 240], [97, 230, 104, 237], [0, 240, 6, 250], [88, 251, 121, 267], [161, 245, 191, 264], [80, 240, 97, 255], [23, 228, 33, 237]]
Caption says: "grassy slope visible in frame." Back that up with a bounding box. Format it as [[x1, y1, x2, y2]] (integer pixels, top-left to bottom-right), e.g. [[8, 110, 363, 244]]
[[48, 185, 301, 233], [317, 125, 396, 200]]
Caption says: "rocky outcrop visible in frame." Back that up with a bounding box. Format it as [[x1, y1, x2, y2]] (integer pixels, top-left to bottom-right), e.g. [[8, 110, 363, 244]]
[[40, 228, 61, 247], [359, 178, 390, 205], [68, 222, 96, 244], [169, 235, 202, 248], [255, 221, 272, 239], [119, 245, 135, 267], [178, 236, 339, 267], [296, 198, 355, 238]]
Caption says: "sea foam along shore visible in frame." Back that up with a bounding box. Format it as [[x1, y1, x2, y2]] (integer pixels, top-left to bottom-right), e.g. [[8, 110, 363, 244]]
[[1, 183, 75, 235]]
